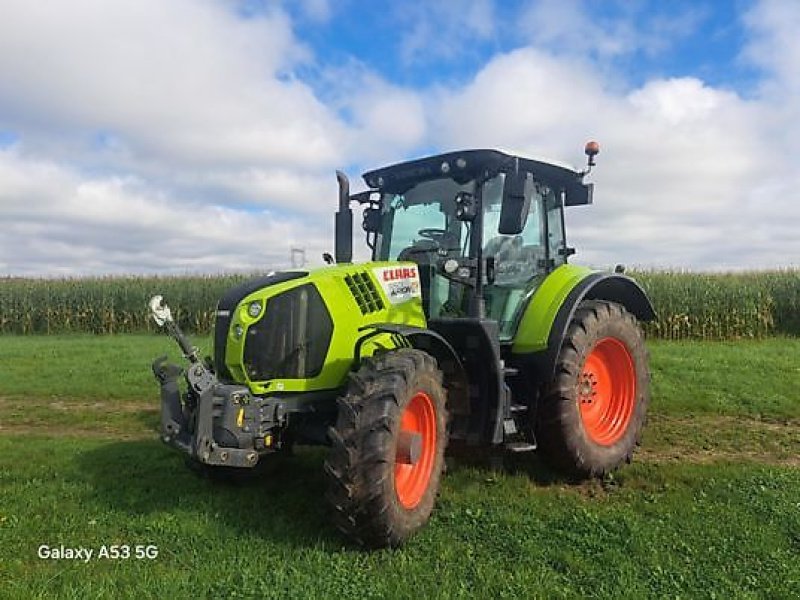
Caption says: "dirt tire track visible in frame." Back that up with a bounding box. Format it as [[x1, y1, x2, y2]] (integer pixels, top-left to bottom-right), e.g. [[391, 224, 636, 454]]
[[0, 398, 797, 466]]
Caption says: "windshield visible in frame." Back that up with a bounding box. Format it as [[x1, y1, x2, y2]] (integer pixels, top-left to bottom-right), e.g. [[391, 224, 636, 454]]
[[376, 178, 475, 261]]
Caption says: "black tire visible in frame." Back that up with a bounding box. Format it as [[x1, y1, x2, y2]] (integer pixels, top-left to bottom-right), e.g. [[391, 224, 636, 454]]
[[324, 348, 448, 548], [537, 300, 649, 477]]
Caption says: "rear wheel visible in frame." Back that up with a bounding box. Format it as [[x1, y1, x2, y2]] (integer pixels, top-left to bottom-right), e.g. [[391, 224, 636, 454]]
[[324, 348, 447, 548], [537, 300, 649, 477]]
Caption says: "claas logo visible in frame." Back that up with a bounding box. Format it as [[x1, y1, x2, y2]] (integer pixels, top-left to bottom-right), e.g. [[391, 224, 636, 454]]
[[382, 266, 418, 282]]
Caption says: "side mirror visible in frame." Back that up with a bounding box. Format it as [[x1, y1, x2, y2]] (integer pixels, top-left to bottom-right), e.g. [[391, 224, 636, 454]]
[[499, 171, 530, 234], [362, 207, 382, 232]]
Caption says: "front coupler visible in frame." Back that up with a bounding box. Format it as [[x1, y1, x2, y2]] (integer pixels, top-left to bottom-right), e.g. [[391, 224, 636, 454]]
[[152, 357, 262, 468], [148, 295, 293, 468]]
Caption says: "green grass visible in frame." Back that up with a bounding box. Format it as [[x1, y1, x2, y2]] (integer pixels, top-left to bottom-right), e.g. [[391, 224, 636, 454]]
[[1, 440, 798, 598], [3, 334, 800, 418], [0, 333, 210, 402], [649, 338, 800, 419], [1, 335, 799, 598]]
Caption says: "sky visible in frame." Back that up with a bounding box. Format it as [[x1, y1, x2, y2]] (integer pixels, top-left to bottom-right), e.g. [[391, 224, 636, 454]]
[[0, 0, 798, 276]]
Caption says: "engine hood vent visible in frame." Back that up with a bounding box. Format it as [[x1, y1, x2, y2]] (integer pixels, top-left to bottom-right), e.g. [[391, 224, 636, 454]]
[[344, 272, 384, 315]]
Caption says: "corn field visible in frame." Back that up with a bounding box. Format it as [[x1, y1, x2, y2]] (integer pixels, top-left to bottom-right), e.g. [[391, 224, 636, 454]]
[[0, 274, 252, 335], [1, 270, 800, 339], [632, 270, 800, 340]]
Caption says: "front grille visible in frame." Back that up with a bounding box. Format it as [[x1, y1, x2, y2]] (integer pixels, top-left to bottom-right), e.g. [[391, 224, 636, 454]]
[[213, 271, 307, 382], [243, 284, 333, 381], [344, 272, 384, 315]]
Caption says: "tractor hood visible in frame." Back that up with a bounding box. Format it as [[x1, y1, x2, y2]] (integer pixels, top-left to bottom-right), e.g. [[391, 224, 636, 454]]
[[212, 263, 427, 395]]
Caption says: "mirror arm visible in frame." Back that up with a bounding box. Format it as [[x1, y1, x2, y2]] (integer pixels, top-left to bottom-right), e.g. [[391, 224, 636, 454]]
[[485, 256, 496, 285]]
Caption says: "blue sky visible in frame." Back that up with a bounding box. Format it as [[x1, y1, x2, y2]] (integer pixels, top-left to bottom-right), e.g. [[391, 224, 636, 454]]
[[283, 1, 756, 92], [0, 0, 798, 275]]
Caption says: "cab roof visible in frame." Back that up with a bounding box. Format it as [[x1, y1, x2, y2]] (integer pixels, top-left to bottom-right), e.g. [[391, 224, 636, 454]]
[[361, 149, 592, 206]]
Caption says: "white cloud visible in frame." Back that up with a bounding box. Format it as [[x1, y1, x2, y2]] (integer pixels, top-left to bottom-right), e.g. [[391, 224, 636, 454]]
[[520, 0, 708, 60], [628, 78, 728, 125], [0, 148, 330, 275], [520, 0, 637, 58], [431, 43, 789, 270], [325, 63, 428, 165], [743, 0, 800, 94], [432, 48, 605, 152], [0, 0, 403, 274], [0, 0, 345, 171], [1, 0, 800, 276]]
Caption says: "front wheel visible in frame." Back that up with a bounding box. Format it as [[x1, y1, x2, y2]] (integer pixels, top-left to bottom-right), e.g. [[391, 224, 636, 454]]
[[324, 348, 448, 548], [537, 300, 650, 477]]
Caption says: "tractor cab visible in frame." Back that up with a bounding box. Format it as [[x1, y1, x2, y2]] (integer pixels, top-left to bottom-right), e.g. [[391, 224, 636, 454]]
[[340, 149, 594, 340]]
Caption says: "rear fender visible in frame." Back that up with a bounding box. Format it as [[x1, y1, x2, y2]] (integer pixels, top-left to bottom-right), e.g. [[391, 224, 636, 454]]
[[512, 271, 655, 384]]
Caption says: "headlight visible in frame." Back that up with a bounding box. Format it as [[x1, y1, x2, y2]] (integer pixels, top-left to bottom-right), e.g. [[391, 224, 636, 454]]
[[247, 301, 262, 318]]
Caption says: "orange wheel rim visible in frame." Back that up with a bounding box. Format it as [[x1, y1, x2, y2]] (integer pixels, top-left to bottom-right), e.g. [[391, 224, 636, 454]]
[[394, 392, 437, 509], [578, 338, 636, 446]]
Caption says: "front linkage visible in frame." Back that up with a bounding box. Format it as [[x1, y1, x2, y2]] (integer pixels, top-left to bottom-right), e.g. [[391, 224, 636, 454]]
[[149, 296, 281, 469]]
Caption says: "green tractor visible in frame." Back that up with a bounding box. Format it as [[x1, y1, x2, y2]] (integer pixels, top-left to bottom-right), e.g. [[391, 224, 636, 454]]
[[150, 143, 654, 548]]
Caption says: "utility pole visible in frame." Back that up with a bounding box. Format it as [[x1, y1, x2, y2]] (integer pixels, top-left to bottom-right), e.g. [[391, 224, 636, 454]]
[[290, 247, 306, 269]]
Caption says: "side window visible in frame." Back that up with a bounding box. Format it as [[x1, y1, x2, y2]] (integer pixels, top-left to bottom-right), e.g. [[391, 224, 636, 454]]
[[480, 174, 505, 238], [546, 188, 567, 267], [483, 173, 545, 286], [483, 174, 544, 246], [520, 174, 545, 247]]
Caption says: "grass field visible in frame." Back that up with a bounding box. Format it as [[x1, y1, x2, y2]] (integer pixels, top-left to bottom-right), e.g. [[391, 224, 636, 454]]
[[1, 336, 799, 598]]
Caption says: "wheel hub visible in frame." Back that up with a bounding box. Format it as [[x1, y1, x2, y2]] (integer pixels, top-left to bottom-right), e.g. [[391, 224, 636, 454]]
[[578, 372, 598, 403], [396, 431, 423, 465], [394, 392, 437, 509], [577, 337, 636, 446]]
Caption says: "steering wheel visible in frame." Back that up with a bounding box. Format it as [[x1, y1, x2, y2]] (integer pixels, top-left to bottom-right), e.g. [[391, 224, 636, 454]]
[[417, 228, 450, 243], [418, 228, 462, 251]]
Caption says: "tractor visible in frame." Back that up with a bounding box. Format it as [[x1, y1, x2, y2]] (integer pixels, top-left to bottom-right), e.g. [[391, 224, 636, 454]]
[[150, 143, 654, 548]]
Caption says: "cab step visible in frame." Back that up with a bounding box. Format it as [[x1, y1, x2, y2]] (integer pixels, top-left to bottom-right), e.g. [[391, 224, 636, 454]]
[[505, 441, 537, 453]]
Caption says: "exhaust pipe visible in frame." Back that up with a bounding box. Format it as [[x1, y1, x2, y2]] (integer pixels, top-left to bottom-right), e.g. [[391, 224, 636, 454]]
[[334, 170, 353, 264]]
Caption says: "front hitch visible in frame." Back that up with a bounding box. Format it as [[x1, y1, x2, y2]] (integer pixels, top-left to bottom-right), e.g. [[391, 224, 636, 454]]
[[148, 295, 260, 468], [152, 355, 189, 451]]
